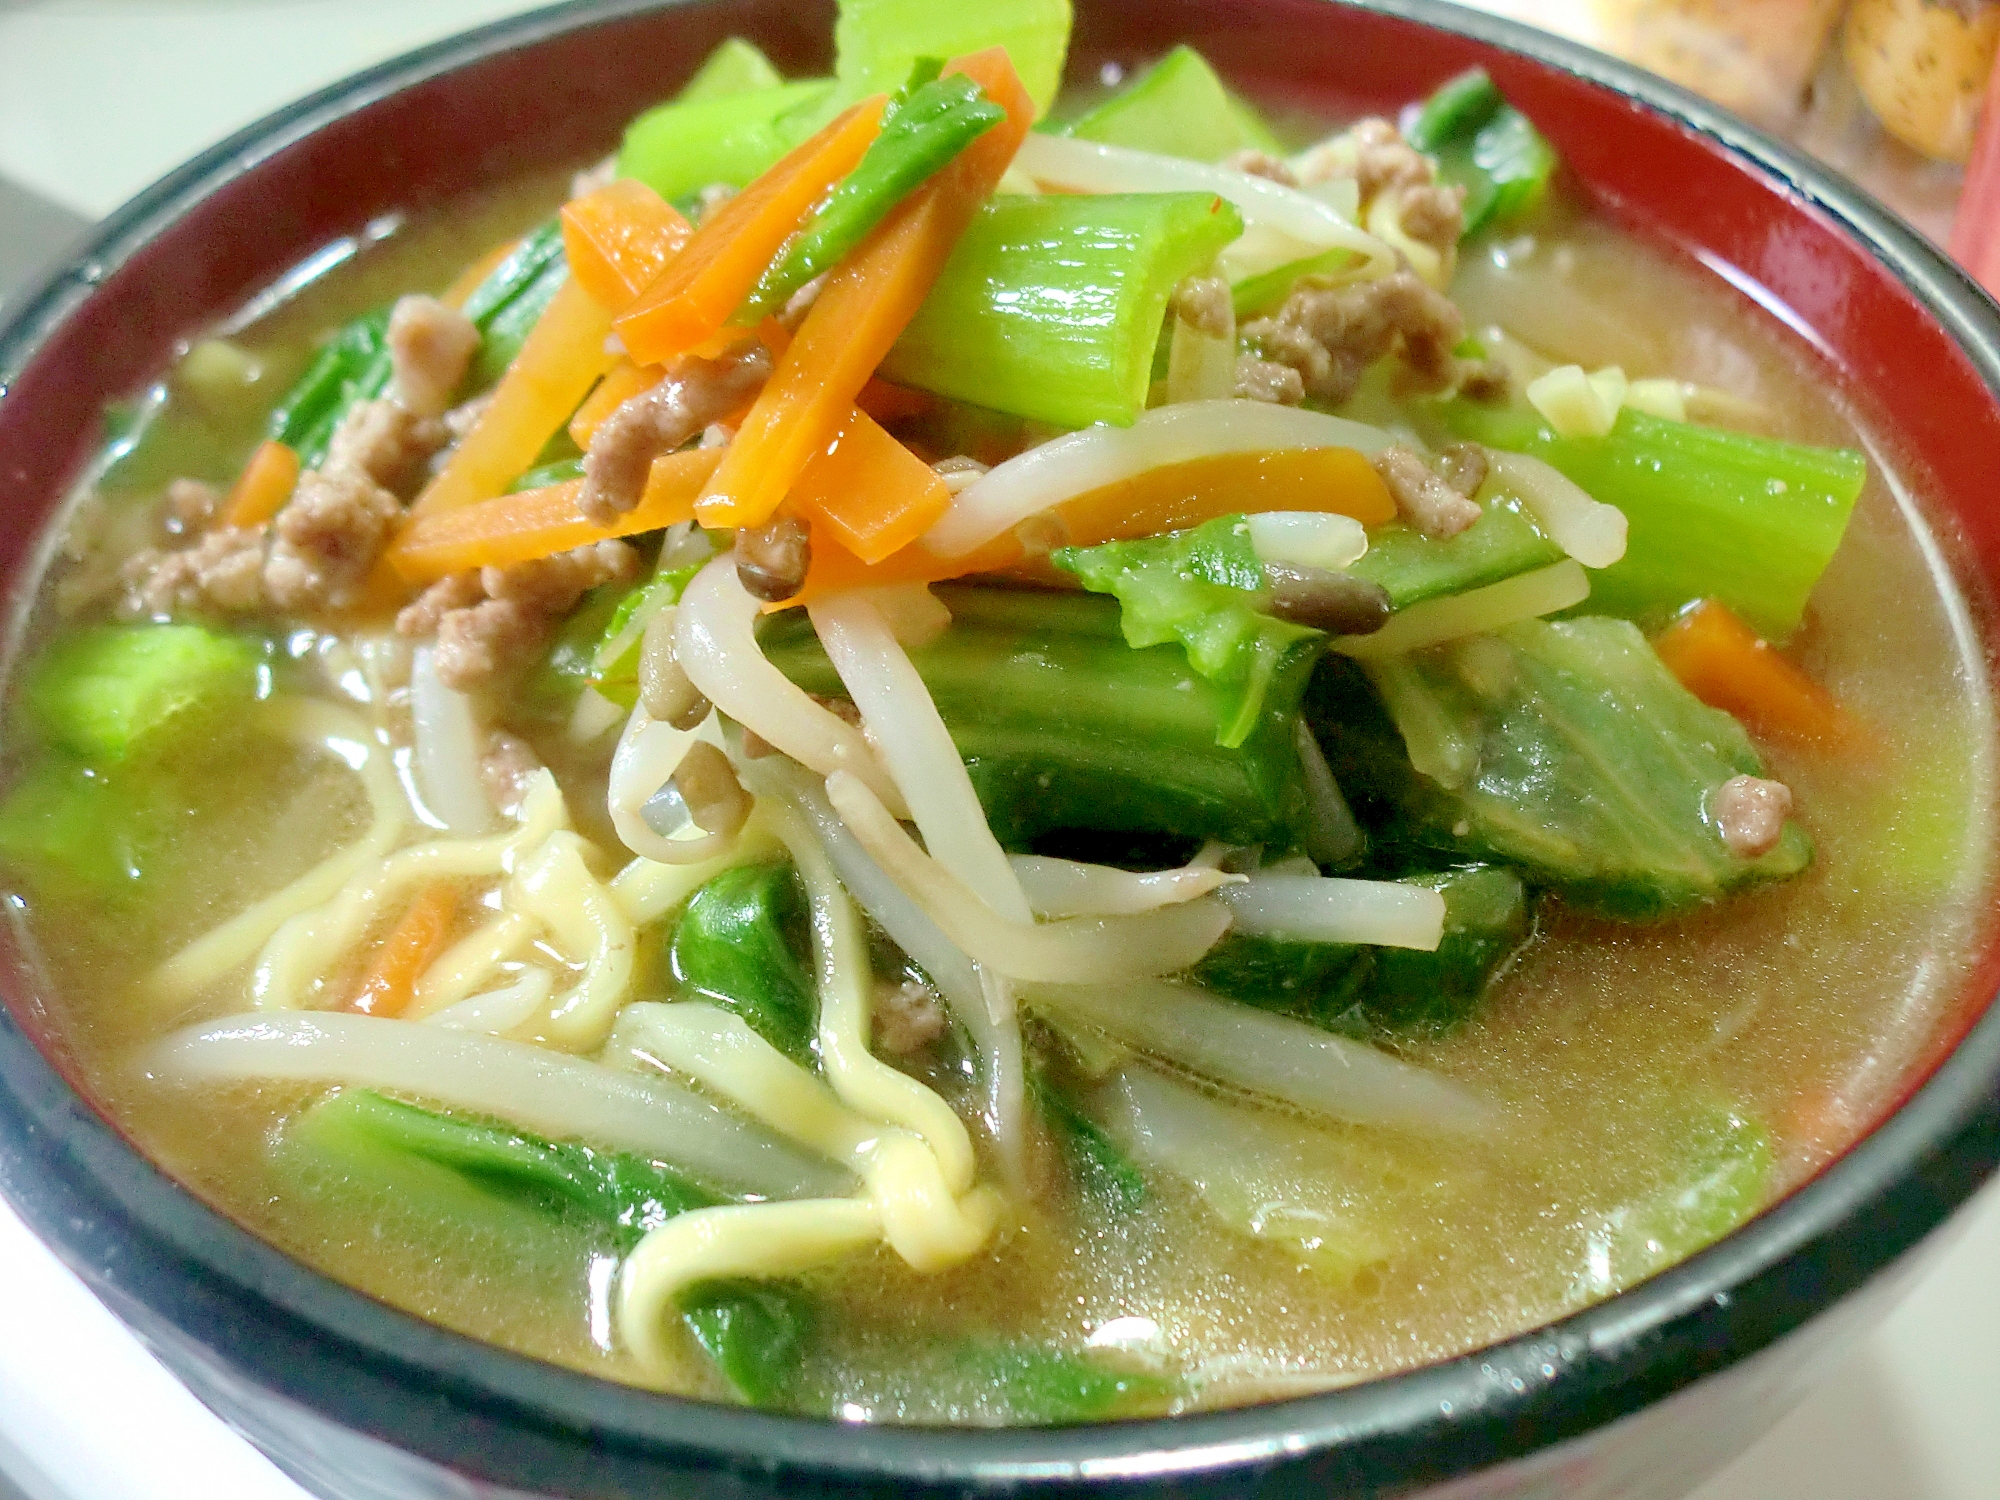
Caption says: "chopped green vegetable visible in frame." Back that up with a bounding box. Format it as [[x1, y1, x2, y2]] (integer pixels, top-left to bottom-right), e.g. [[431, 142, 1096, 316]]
[[1031, 1070, 1146, 1211], [1052, 515, 1324, 749], [590, 560, 706, 709], [1405, 68, 1557, 238], [268, 217, 567, 464], [467, 253, 569, 394], [295, 1089, 715, 1246], [522, 585, 625, 718], [457, 217, 567, 327], [618, 80, 835, 207], [1194, 864, 1530, 1035], [681, 1281, 814, 1408], [832, 0, 1072, 119], [21, 625, 262, 765], [1230, 248, 1359, 320], [740, 72, 1005, 321], [762, 586, 1317, 852], [1093, 1067, 1396, 1281], [1060, 45, 1281, 161], [677, 37, 787, 103], [0, 759, 177, 902], [949, 1342, 1175, 1422], [507, 456, 585, 494], [267, 310, 392, 467], [1309, 621, 1813, 919], [289, 1091, 813, 1405], [881, 191, 1245, 428], [1348, 495, 1564, 611], [1438, 404, 1867, 640], [1579, 1105, 1773, 1294], [670, 862, 819, 1061]]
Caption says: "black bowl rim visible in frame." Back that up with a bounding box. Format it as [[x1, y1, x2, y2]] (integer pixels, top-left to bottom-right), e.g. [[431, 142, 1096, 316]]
[[2, 0, 1999, 1491]]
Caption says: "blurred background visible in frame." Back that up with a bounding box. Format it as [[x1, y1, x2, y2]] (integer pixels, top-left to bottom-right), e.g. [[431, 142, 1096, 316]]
[[2, 1, 1997, 1498]]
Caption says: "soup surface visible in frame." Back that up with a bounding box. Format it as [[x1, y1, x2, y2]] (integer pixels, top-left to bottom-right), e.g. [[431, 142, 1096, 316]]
[[2, 11, 1993, 1425]]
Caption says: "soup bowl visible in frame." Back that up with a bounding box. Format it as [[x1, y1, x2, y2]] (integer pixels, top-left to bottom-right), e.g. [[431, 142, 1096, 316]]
[[2, 1, 1998, 1496]]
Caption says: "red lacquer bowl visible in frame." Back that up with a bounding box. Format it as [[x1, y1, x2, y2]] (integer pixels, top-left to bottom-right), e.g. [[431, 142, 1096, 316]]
[[1, 3, 1997, 1498]]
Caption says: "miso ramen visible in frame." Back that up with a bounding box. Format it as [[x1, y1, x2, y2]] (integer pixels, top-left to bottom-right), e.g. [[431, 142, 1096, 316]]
[[2, 3, 1991, 1425]]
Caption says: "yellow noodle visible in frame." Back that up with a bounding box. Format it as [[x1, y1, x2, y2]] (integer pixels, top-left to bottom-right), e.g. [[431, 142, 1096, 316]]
[[512, 831, 636, 1050], [251, 771, 566, 1010]]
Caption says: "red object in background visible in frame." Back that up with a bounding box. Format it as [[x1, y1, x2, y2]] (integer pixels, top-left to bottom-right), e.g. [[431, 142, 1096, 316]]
[[1948, 53, 2000, 293]]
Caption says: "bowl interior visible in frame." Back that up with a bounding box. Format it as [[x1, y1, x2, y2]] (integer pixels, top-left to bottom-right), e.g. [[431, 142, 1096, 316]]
[[2, 0, 1999, 1491]]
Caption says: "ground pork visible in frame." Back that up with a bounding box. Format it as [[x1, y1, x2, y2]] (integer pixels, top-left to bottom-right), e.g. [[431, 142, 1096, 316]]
[[1242, 269, 1463, 407], [121, 354, 457, 621], [578, 342, 774, 524], [1436, 442, 1489, 499], [1712, 775, 1793, 858], [480, 730, 544, 818], [1296, 116, 1431, 201], [1372, 445, 1482, 539], [263, 465, 404, 611], [398, 540, 640, 690], [323, 394, 449, 498], [386, 295, 479, 419], [1170, 274, 1234, 339], [1457, 356, 1512, 403], [1234, 355, 1306, 405], [118, 525, 269, 618], [872, 978, 947, 1056], [1295, 117, 1464, 269], [160, 478, 222, 539], [1221, 148, 1299, 186]]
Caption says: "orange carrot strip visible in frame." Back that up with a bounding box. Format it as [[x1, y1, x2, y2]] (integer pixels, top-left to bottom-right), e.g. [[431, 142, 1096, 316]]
[[390, 449, 722, 583], [569, 359, 663, 449], [220, 439, 300, 528], [442, 238, 520, 310], [1654, 598, 1862, 748], [1054, 448, 1395, 544], [695, 51, 1034, 530], [789, 410, 951, 565], [780, 528, 1023, 608], [560, 180, 692, 313], [776, 446, 1390, 605], [410, 278, 617, 518], [615, 99, 890, 366], [347, 881, 460, 1018]]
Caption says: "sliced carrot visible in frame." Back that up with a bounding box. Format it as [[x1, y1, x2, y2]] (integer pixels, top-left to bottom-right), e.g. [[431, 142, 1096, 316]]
[[389, 449, 722, 583], [410, 278, 617, 518], [777, 446, 1391, 606], [615, 99, 890, 366], [348, 881, 460, 1018], [560, 180, 692, 313], [220, 439, 300, 528], [569, 359, 663, 449], [779, 527, 1023, 607], [1654, 598, 1863, 748], [1055, 448, 1395, 544], [442, 237, 520, 310], [788, 409, 951, 565], [695, 50, 1034, 530]]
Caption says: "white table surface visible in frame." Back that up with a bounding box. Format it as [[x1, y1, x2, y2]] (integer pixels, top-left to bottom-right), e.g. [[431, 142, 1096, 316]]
[[1, 3, 1996, 1496]]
